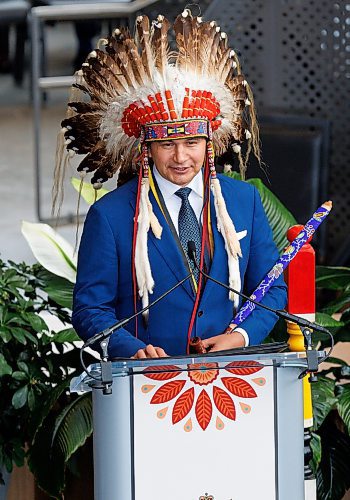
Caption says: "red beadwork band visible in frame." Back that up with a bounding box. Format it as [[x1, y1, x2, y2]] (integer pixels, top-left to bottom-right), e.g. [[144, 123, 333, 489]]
[[144, 119, 210, 141]]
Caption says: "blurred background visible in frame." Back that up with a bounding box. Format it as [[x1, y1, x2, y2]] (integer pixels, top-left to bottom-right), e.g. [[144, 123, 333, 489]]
[[1, 0, 349, 266]]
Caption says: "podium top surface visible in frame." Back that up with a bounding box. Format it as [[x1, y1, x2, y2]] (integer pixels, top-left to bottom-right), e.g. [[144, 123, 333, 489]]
[[71, 350, 323, 393]]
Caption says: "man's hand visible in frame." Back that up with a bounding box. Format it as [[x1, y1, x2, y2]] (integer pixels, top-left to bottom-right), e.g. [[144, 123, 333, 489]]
[[132, 344, 168, 359], [201, 329, 245, 352]]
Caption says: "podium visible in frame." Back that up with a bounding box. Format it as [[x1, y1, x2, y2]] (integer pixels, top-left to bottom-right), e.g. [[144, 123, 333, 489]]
[[71, 351, 311, 500]]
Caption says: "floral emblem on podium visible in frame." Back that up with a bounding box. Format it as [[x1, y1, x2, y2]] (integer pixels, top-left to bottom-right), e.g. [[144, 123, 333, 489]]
[[140, 361, 266, 432]]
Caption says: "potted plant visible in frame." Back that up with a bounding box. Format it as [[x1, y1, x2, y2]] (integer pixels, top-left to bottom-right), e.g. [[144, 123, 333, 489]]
[[0, 258, 94, 498]]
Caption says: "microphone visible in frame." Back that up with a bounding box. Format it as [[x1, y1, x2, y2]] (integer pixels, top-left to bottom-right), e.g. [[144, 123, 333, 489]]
[[187, 241, 331, 379], [83, 270, 193, 348], [187, 241, 329, 335], [80, 270, 194, 395]]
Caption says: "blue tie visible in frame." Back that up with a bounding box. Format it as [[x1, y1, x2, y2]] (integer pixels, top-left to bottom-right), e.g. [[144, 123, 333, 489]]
[[175, 187, 201, 282]]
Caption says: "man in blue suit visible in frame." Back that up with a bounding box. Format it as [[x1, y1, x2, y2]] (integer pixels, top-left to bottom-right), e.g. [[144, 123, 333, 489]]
[[65, 11, 287, 359], [72, 137, 286, 358]]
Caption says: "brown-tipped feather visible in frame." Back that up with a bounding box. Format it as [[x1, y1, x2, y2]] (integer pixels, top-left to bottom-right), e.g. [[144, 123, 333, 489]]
[[173, 10, 193, 69], [125, 39, 147, 87], [151, 15, 171, 75], [136, 15, 154, 80]]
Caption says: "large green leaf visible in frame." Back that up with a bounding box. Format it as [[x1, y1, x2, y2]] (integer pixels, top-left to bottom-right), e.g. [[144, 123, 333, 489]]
[[315, 312, 344, 328], [21, 221, 77, 283], [316, 415, 350, 500], [312, 377, 337, 430], [50, 328, 80, 344], [52, 393, 93, 462], [320, 291, 350, 316], [0, 353, 12, 376], [37, 268, 74, 309], [310, 432, 321, 473], [224, 172, 297, 252], [71, 177, 108, 205], [337, 384, 350, 435], [316, 266, 350, 290], [28, 393, 92, 498]]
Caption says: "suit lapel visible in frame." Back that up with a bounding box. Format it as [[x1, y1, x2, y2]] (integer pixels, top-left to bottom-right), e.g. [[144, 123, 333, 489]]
[[200, 192, 227, 306], [129, 186, 194, 300]]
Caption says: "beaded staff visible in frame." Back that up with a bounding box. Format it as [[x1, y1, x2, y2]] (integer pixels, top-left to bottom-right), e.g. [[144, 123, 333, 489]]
[[231, 201, 332, 327]]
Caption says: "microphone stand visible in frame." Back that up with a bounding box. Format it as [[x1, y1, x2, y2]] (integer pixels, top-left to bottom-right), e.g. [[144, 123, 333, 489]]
[[80, 271, 193, 394], [187, 242, 332, 381]]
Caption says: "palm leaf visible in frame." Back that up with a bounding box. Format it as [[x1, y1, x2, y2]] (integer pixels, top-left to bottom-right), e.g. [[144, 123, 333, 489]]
[[337, 384, 350, 435], [28, 393, 92, 497], [51, 393, 93, 463], [37, 267, 74, 309], [316, 266, 350, 290], [312, 377, 337, 430], [71, 177, 108, 205]]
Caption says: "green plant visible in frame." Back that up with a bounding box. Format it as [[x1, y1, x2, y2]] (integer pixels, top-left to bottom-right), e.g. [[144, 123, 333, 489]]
[[0, 259, 93, 498], [311, 266, 350, 500]]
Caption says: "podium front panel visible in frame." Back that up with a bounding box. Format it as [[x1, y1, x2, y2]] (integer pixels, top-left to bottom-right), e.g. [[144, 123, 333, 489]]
[[75, 353, 306, 500]]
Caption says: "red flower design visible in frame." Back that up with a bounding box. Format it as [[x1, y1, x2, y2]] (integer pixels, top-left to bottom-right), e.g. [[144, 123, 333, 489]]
[[150, 380, 186, 404], [143, 365, 181, 381], [213, 386, 236, 421], [222, 377, 257, 398], [195, 389, 213, 430], [172, 387, 195, 424], [142, 360, 265, 431]]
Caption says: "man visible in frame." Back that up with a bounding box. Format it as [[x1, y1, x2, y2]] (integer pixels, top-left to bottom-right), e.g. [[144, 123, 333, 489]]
[[59, 11, 287, 359]]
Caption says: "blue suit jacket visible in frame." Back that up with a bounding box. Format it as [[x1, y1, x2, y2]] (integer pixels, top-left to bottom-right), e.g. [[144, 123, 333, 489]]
[[72, 174, 287, 358]]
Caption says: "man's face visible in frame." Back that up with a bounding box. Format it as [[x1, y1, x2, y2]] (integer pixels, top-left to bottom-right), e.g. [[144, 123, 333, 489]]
[[149, 137, 206, 186]]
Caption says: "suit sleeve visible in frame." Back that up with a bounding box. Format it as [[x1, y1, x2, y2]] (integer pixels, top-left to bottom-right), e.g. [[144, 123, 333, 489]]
[[72, 203, 147, 358], [239, 186, 287, 344]]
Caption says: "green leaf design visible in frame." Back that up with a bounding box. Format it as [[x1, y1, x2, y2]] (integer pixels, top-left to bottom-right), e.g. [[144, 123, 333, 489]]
[[0, 353, 12, 376], [71, 176, 108, 205], [337, 384, 350, 435], [312, 377, 337, 430], [12, 385, 28, 409], [224, 172, 297, 252]]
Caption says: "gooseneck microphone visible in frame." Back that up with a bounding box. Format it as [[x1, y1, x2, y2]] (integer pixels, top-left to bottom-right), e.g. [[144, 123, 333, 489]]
[[80, 270, 194, 394], [187, 240, 333, 380], [83, 271, 193, 348], [187, 240, 329, 335]]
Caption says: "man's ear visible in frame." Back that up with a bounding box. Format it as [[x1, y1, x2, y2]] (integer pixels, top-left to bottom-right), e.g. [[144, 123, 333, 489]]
[[148, 144, 152, 159]]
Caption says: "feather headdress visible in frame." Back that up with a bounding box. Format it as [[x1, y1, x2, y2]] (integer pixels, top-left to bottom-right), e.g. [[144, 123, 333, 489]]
[[56, 9, 260, 311]]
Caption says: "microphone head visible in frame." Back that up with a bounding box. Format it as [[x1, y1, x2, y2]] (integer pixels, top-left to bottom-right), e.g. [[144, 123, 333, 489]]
[[187, 240, 196, 261]]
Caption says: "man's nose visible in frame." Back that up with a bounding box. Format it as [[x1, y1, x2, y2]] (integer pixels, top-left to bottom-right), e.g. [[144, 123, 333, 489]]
[[173, 144, 187, 163]]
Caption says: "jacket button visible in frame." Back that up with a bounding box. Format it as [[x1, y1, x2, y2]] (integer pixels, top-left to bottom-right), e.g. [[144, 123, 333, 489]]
[[197, 310, 203, 317]]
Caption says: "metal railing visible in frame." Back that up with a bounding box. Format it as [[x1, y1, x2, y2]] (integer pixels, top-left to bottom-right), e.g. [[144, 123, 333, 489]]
[[30, 0, 158, 223]]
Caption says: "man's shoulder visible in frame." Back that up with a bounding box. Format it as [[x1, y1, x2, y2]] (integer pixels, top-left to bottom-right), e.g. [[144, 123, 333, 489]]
[[216, 173, 255, 196], [91, 177, 138, 213]]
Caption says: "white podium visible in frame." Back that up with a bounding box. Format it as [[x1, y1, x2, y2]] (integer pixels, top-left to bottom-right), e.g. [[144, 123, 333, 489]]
[[71, 351, 310, 500]]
